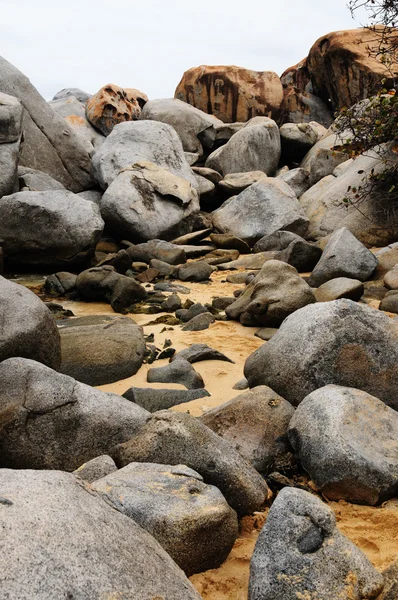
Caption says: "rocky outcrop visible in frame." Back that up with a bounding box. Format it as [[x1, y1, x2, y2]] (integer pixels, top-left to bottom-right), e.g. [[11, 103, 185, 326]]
[[0, 92, 23, 198], [86, 83, 143, 135]]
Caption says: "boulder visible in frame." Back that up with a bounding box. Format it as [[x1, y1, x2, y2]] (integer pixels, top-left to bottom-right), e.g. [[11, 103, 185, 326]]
[[379, 290, 398, 313], [226, 260, 315, 326], [210, 233, 250, 253], [245, 299, 398, 409], [43, 271, 77, 297], [201, 386, 295, 473], [171, 344, 234, 364], [0, 55, 93, 191], [308, 227, 378, 287], [218, 171, 269, 196], [172, 228, 213, 245], [76, 266, 147, 312], [175, 65, 283, 122], [114, 410, 269, 516], [58, 315, 145, 386], [73, 454, 118, 482], [278, 238, 323, 272], [192, 166, 223, 184], [374, 243, 398, 275], [0, 469, 201, 600], [384, 266, 398, 290], [176, 302, 209, 322], [217, 252, 279, 271], [212, 180, 308, 245], [314, 277, 364, 302], [126, 239, 187, 265], [380, 561, 398, 600], [147, 358, 205, 390], [52, 87, 92, 103], [92, 462, 238, 575], [18, 166, 66, 191], [300, 133, 347, 185], [0, 275, 61, 369], [182, 312, 215, 331], [0, 357, 149, 470], [277, 167, 311, 197], [0, 92, 23, 198], [280, 121, 324, 164], [92, 120, 198, 190], [86, 83, 142, 135], [249, 487, 383, 600], [0, 190, 104, 268], [205, 118, 281, 176], [288, 385, 398, 505], [280, 87, 333, 128], [177, 261, 215, 282], [253, 230, 303, 253], [123, 387, 211, 412]]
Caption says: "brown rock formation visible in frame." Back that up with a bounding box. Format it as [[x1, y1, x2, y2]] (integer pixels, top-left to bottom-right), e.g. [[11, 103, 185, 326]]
[[86, 84, 146, 135]]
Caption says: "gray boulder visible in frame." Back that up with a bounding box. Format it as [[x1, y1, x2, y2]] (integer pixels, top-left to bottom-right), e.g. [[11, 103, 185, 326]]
[[308, 227, 378, 287], [73, 454, 118, 483], [212, 180, 309, 245], [147, 358, 205, 389], [0, 92, 23, 198], [0, 469, 201, 600], [123, 387, 211, 412], [201, 386, 295, 473], [171, 343, 234, 364], [113, 410, 269, 516], [249, 487, 383, 600], [300, 132, 347, 185], [0, 275, 61, 369], [182, 312, 215, 330], [92, 462, 238, 575], [18, 166, 66, 191], [226, 260, 315, 326], [0, 190, 104, 268], [210, 232, 250, 254], [314, 277, 364, 302], [280, 121, 324, 163], [127, 239, 187, 265], [278, 238, 322, 272], [380, 290, 398, 313], [75, 266, 147, 312], [177, 261, 215, 282], [49, 96, 104, 156], [218, 171, 269, 196], [244, 299, 398, 409], [380, 560, 398, 600], [52, 87, 92, 103], [0, 357, 149, 470], [58, 315, 145, 386], [277, 167, 311, 197], [0, 55, 93, 191], [253, 230, 303, 253], [384, 266, 398, 290], [288, 385, 398, 505]]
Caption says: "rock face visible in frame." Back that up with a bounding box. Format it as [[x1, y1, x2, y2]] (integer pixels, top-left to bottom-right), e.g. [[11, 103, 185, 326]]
[[307, 27, 398, 110], [0, 190, 104, 268], [86, 83, 142, 135], [226, 260, 315, 326], [212, 180, 308, 245], [175, 65, 283, 123], [49, 96, 104, 156], [201, 386, 295, 473], [92, 119, 198, 191], [245, 299, 398, 409], [58, 315, 146, 386], [0, 469, 201, 600], [92, 462, 238, 575], [249, 487, 383, 600], [0, 92, 23, 198], [206, 118, 281, 176], [0, 357, 149, 470], [0, 55, 93, 191], [114, 410, 269, 516], [288, 385, 398, 505], [0, 276, 61, 369]]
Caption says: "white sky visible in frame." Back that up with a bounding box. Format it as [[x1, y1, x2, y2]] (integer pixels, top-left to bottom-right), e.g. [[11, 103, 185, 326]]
[[1, 0, 369, 100]]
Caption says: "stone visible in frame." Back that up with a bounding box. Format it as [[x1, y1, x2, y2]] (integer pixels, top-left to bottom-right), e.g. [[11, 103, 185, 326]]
[[178, 244, 216, 258], [0, 92, 23, 198], [85, 83, 143, 135], [280, 86, 333, 128], [201, 386, 294, 473], [114, 410, 269, 516], [0, 469, 201, 600], [73, 454, 117, 483], [176, 302, 209, 322], [277, 167, 311, 197], [218, 171, 269, 196], [161, 293, 182, 312], [244, 299, 398, 409], [92, 120, 198, 190], [233, 377, 249, 390], [218, 252, 279, 271], [384, 266, 398, 290], [150, 258, 175, 276], [210, 233, 250, 254], [0, 357, 149, 470], [280, 121, 325, 163], [380, 290, 398, 313], [127, 239, 187, 265], [49, 96, 104, 156], [147, 358, 205, 389], [212, 180, 308, 246], [254, 327, 278, 341], [0, 190, 104, 268], [206, 118, 281, 176], [314, 277, 364, 302], [123, 387, 211, 412], [96, 249, 131, 274], [379, 560, 398, 600], [52, 87, 92, 102], [0, 275, 61, 369], [253, 230, 303, 253], [226, 271, 252, 284], [171, 228, 213, 245], [171, 343, 234, 364], [44, 271, 77, 298], [177, 261, 215, 282], [289, 385, 398, 505], [203, 249, 239, 266], [249, 487, 383, 600], [374, 243, 398, 276], [0, 55, 93, 191], [155, 281, 190, 294], [175, 65, 283, 123], [110, 276, 150, 313], [212, 296, 235, 310], [226, 260, 315, 326], [278, 239, 323, 272], [76, 266, 147, 310], [141, 98, 222, 154], [18, 166, 66, 191], [308, 227, 378, 287], [58, 315, 145, 386], [192, 166, 222, 184], [92, 462, 238, 575], [182, 312, 215, 331], [300, 133, 347, 185]]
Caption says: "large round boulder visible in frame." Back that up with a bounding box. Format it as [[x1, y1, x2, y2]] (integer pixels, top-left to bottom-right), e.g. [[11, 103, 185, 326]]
[[86, 83, 143, 135]]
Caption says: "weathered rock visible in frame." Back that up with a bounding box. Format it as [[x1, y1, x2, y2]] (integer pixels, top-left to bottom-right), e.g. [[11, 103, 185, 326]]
[[380, 560, 398, 600], [192, 166, 222, 184], [384, 266, 398, 290], [277, 167, 311, 197], [280, 86, 333, 128], [253, 230, 303, 253], [314, 277, 364, 302], [78, 188, 103, 204], [308, 227, 378, 287], [300, 133, 347, 185], [201, 386, 294, 473], [280, 121, 324, 164], [155, 281, 190, 294], [233, 377, 249, 390], [379, 290, 398, 313], [249, 487, 384, 600], [278, 239, 323, 272], [178, 244, 216, 258], [171, 343, 234, 364], [114, 410, 269, 516], [226, 271, 253, 284], [171, 228, 213, 245], [127, 239, 187, 265], [226, 260, 315, 326], [0, 56, 93, 191], [212, 296, 235, 310], [177, 261, 215, 282], [0, 190, 104, 268], [212, 180, 308, 245], [53, 87, 92, 103], [0, 469, 201, 600], [182, 312, 215, 331], [86, 83, 143, 135], [18, 166, 66, 191], [76, 265, 147, 311], [210, 233, 250, 254], [73, 454, 118, 483], [147, 358, 204, 389], [206, 118, 281, 176], [92, 462, 238, 575], [203, 248, 239, 266], [0, 275, 61, 369], [289, 385, 398, 505], [58, 315, 145, 385], [123, 387, 211, 412], [175, 65, 283, 123], [176, 302, 209, 322], [0, 92, 23, 198], [0, 357, 149, 470], [217, 252, 278, 271], [245, 299, 398, 409], [150, 258, 175, 276], [374, 243, 398, 276], [254, 327, 278, 341], [161, 292, 182, 312], [43, 272, 77, 296], [219, 171, 269, 196]]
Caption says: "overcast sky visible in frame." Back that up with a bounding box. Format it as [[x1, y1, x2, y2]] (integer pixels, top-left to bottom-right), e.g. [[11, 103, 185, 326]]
[[2, 0, 368, 101]]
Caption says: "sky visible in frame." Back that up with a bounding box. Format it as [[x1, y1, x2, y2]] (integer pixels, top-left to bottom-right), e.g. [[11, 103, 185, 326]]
[[1, 0, 369, 101]]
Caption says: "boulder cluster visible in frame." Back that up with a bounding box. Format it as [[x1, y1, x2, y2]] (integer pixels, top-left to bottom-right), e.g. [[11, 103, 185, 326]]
[[0, 25, 398, 600]]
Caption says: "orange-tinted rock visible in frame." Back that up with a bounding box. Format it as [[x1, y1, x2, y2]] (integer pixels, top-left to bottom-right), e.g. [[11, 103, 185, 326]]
[[86, 84, 146, 135], [175, 65, 283, 123], [280, 58, 311, 93], [307, 27, 398, 110]]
